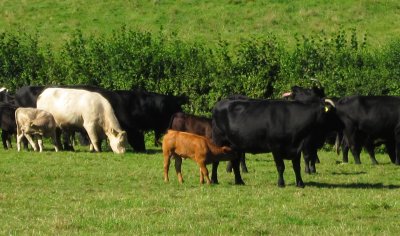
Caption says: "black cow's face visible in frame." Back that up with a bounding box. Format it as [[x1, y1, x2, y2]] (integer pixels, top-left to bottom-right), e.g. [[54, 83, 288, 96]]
[[283, 86, 325, 103]]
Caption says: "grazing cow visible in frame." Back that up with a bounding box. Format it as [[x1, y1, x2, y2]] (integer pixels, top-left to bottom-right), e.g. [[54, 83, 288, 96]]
[[37, 88, 127, 154], [212, 97, 337, 187], [15, 107, 61, 152], [335, 96, 400, 165], [169, 111, 249, 182], [14, 85, 187, 152], [162, 130, 239, 184]]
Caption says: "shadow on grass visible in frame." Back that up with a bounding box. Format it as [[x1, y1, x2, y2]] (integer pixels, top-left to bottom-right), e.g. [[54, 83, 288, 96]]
[[307, 181, 400, 189], [330, 171, 367, 175]]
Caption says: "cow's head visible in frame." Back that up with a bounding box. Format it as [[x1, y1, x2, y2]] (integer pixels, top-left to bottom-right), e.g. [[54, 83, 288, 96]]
[[282, 86, 325, 103], [108, 129, 127, 154]]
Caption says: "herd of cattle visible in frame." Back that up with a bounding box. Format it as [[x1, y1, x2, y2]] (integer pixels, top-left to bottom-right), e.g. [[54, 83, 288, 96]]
[[0, 84, 399, 188]]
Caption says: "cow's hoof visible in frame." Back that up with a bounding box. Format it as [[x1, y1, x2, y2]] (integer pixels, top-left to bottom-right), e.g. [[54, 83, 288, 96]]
[[277, 181, 285, 188], [235, 180, 245, 185], [211, 179, 219, 184], [296, 182, 305, 188]]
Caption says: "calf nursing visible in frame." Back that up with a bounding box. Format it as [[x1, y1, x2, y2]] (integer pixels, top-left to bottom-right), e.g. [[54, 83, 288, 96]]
[[162, 130, 237, 184]]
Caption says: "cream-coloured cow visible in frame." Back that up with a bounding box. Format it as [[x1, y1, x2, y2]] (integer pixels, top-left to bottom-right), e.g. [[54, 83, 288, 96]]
[[37, 88, 127, 154]]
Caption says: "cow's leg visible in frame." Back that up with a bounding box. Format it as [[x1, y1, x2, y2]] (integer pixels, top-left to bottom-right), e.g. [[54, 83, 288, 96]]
[[6, 132, 12, 149], [226, 161, 233, 173], [84, 125, 100, 152], [174, 156, 183, 183], [2, 131, 8, 149], [62, 131, 74, 151], [37, 135, 43, 152], [163, 150, 171, 182], [16, 132, 24, 152], [346, 131, 362, 164], [386, 141, 396, 164], [395, 128, 400, 165], [51, 131, 60, 152], [272, 152, 285, 187], [24, 134, 37, 151], [302, 150, 311, 174], [365, 140, 378, 165], [231, 156, 245, 185], [342, 141, 350, 163], [199, 168, 204, 184], [292, 154, 305, 188], [240, 153, 248, 173], [55, 128, 65, 151], [154, 131, 162, 147], [303, 149, 317, 174], [128, 131, 146, 152], [227, 153, 248, 173], [197, 160, 211, 184], [211, 161, 219, 184]]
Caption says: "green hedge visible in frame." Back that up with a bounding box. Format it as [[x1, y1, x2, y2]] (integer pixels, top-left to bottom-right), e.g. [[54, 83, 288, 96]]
[[1, 27, 399, 115]]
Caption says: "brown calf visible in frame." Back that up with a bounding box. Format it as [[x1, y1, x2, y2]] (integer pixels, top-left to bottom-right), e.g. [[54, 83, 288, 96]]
[[162, 130, 238, 184]]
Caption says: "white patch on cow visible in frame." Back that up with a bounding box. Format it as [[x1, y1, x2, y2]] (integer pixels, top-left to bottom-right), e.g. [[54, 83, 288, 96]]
[[0, 87, 8, 93]]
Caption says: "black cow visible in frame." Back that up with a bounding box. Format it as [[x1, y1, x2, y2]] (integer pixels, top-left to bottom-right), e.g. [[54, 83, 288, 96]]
[[282, 85, 344, 174], [14, 86, 45, 108], [0, 87, 15, 104], [115, 89, 188, 151], [0, 102, 17, 149], [15, 85, 187, 152], [168, 112, 248, 181], [340, 134, 385, 164], [335, 96, 400, 165], [212, 97, 336, 187]]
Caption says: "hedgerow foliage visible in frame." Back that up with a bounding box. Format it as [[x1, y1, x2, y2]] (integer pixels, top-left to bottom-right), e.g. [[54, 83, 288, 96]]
[[0, 27, 399, 115]]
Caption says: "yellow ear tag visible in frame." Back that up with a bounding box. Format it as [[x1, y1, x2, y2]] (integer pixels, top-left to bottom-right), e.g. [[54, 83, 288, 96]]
[[324, 106, 329, 112]]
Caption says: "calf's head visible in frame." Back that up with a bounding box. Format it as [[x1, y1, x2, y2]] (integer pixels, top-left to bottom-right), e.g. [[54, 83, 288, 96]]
[[108, 129, 127, 154]]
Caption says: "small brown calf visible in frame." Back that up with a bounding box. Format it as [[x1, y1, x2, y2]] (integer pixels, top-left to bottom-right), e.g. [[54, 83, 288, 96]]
[[162, 130, 237, 184]]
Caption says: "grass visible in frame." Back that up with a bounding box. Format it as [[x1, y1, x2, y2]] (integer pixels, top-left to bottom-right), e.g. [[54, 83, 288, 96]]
[[0, 0, 399, 48], [1, 143, 400, 235]]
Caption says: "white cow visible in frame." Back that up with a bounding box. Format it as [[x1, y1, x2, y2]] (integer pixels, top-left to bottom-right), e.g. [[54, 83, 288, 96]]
[[15, 107, 60, 152], [37, 88, 127, 154]]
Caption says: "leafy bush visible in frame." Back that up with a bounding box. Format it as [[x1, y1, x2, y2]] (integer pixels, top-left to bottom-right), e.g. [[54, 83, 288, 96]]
[[0, 28, 399, 115]]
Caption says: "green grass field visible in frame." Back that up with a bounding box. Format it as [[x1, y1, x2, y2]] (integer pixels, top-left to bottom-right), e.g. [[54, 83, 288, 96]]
[[1, 0, 399, 48], [1, 143, 399, 235]]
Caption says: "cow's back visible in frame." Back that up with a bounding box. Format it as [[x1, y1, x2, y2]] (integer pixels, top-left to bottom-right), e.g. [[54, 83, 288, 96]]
[[337, 96, 400, 136], [37, 88, 113, 127]]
